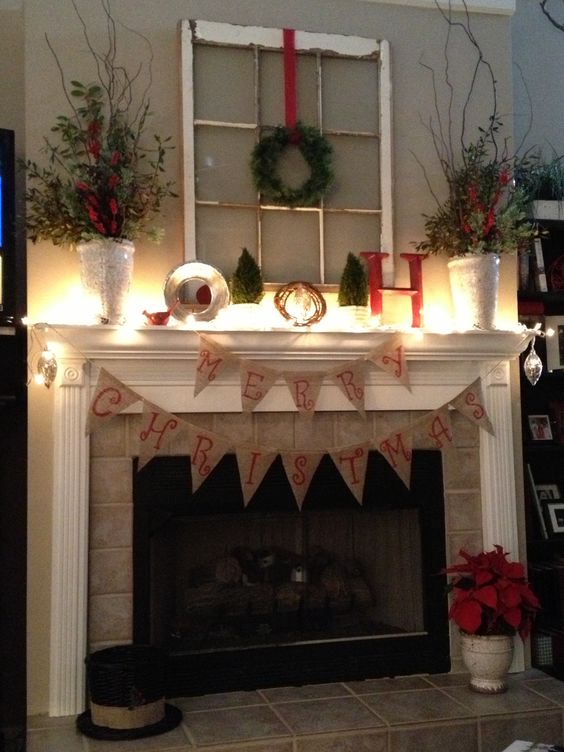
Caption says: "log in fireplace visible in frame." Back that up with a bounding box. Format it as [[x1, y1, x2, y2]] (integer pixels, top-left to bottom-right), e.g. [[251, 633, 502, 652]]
[[133, 449, 450, 697]]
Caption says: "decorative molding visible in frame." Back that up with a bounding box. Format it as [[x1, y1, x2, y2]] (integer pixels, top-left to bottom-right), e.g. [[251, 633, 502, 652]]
[[358, 0, 515, 15]]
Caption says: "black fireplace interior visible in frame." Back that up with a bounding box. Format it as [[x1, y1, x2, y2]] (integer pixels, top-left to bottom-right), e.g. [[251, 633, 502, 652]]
[[133, 449, 450, 697]]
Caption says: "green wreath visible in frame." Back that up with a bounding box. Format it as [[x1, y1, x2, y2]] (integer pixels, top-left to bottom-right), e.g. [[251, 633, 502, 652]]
[[250, 122, 334, 208]]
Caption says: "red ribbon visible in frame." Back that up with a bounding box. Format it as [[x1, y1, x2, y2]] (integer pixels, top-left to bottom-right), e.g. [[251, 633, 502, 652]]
[[283, 28, 297, 133]]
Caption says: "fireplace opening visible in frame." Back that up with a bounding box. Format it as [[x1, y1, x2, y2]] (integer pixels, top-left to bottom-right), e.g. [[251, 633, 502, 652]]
[[133, 450, 450, 697]]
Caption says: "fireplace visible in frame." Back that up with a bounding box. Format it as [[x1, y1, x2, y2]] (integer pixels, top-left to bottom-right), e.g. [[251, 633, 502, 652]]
[[47, 327, 528, 716], [133, 450, 449, 696]]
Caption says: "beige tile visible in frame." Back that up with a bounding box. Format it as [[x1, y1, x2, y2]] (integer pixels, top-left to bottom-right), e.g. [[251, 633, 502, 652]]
[[262, 683, 350, 702], [361, 688, 471, 725], [442, 448, 480, 491], [445, 491, 482, 533], [450, 412, 479, 448], [27, 726, 85, 752], [333, 411, 370, 445], [296, 412, 336, 449], [373, 410, 412, 441], [86, 723, 192, 750], [389, 720, 478, 752], [346, 676, 431, 694], [90, 418, 127, 458], [424, 672, 471, 688], [296, 730, 387, 751], [90, 458, 132, 505], [273, 697, 384, 734], [89, 548, 132, 595], [89, 504, 132, 549], [212, 412, 255, 443], [523, 675, 564, 704], [182, 705, 290, 745], [447, 532, 484, 566], [88, 594, 132, 643], [443, 682, 558, 715], [175, 691, 265, 711], [213, 743, 293, 752], [479, 710, 562, 751], [255, 412, 295, 448]]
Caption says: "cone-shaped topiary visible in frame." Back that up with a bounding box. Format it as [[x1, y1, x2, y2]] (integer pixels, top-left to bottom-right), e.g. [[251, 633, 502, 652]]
[[230, 248, 264, 304], [338, 253, 368, 306]]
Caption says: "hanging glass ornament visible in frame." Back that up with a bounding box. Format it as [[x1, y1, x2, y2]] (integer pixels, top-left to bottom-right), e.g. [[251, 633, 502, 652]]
[[37, 347, 58, 388], [523, 338, 543, 386]]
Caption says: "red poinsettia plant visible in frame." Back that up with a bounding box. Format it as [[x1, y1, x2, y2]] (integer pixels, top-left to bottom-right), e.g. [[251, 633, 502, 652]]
[[443, 545, 541, 640]]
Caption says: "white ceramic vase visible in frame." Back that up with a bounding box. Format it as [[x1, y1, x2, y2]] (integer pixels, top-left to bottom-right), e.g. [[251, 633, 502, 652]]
[[460, 632, 514, 694], [447, 254, 500, 330], [78, 238, 135, 325]]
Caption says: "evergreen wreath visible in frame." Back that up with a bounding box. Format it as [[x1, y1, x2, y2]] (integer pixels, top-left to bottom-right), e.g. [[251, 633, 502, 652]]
[[250, 122, 334, 208]]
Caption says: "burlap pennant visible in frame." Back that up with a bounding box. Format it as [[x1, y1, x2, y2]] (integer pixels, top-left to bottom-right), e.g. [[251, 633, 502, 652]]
[[377, 429, 413, 489], [328, 360, 367, 417], [283, 371, 324, 416], [194, 334, 233, 398], [235, 444, 278, 506], [367, 335, 410, 390], [86, 367, 141, 434], [137, 402, 186, 471], [450, 378, 495, 435], [418, 405, 455, 452], [280, 450, 324, 509], [240, 361, 279, 412], [329, 442, 370, 505], [188, 424, 232, 493]]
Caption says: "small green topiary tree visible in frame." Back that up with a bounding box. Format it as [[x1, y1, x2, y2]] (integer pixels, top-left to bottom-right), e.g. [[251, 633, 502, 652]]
[[338, 253, 368, 306], [230, 248, 264, 304]]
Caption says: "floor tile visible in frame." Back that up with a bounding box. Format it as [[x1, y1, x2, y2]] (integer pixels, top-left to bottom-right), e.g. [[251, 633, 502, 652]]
[[260, 683, 351, 702], [174, 690, 265, 711], [523, 676, 564, 705], [182, 705, 290, 745], [389, 719, 478, 752], [272, 697, 385, 734], [345, 676, 430, 694], [27, 726, 86, 752], [295, 730, 388, 751], [479, 710, 563, 751], [85, 724, 192, 751], [361, 688, 472, 725], [423, 672, 470, 688], [443, 681, 559, 715]]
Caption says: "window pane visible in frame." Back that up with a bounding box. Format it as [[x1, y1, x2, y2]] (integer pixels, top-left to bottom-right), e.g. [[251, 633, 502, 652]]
[[196, 206, 257, 276], [259, 50, 319, 127], [325, 135, 380, 210], [194, 46, 255, 123], [260, 211, 320, 282], [195, 126, 257, 204], [323, 57, 379, 133], [324, 213, 381, 283]]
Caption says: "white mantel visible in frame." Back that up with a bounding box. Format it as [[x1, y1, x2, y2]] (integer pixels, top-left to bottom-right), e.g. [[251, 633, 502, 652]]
[[48, 325, 531, 716]]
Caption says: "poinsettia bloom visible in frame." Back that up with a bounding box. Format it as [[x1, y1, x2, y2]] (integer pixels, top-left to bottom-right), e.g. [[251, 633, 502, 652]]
[[110, 220, 118, 235], [87, 120, 101, 135], [109, 198, 119, 215], [108, 174, 119, 188], [87, 194, 99, 208], [111, 151, 121, 166], [87, 206, 99, 222], [499, 169, 510, 186], [75, 181, 90, 192], [88, 139, 101, 159]]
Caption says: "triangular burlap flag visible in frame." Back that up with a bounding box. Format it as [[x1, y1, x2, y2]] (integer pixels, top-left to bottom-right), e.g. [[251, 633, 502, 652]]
[[280, 450, 324, 509], [188, 424, 232, 493], [283, 371, 324, 416], [418, 405, 455, 452], [240, 361, 279, 412], [367, 335, 410, 390], [235, 444, 278, 506], [86, 367, 141, 434], [137, 402, 186, 471], [194, 334, 233, 398], [377, 429, 413, 489], [329, 442, 370, 505], [449, 378, 495, 435], [328, 360, 367, 417]]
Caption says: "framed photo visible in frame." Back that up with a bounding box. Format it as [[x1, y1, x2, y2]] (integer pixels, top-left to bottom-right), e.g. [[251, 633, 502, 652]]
[[528, 414, 553, 441], [545, 500, 564, 536], [536, 483, 561, 501], [545, 316, 564, 371]]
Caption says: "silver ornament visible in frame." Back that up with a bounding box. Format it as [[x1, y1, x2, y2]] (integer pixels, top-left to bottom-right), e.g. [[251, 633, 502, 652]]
[[524, 340, 542, 386]]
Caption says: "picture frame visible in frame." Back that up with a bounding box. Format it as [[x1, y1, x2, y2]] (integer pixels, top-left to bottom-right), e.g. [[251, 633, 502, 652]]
[[545, 500, 564, 536], [528, 414, 553, 441], [535, 483, 561, 501], [545, 316, 564, 371]]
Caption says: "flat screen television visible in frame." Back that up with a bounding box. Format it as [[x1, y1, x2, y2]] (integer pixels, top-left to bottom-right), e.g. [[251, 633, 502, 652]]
[[0, 128, 16, 325]]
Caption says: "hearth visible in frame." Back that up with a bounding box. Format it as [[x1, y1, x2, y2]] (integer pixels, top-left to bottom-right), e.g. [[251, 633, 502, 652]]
[[133, 449, 450, 696]]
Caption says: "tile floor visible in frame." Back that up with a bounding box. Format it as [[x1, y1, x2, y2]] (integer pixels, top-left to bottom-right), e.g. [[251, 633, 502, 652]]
[[27, 670, 564, 752]]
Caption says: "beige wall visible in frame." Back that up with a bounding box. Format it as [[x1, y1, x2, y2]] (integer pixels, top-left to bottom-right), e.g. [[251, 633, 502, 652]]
[[20, 0, 517, 714]]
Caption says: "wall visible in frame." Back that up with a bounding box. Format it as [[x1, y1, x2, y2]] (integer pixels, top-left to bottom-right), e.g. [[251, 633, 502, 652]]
[[21, 0, 516, 714]]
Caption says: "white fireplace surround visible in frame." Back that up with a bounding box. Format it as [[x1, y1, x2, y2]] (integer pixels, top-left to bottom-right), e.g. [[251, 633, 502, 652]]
[[49, 325, 531, 716]]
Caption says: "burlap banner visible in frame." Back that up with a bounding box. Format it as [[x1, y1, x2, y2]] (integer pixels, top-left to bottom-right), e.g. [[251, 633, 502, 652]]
[[194, 335, 233, 397], [283, 371, 324, 416], [366, 335, 410, 390], [281, 451, 324, 509], [328, 360, 367, 417], [377, 430, 413, 489], [329, 442, 371, 505], [240, 361, 279, 412], [137, 402, 186, 471], [188, 424, 232, 493], [450, 377, 495, 435], [235, 444, 278, 506], [419, 405, 455, 453], [86, 367, 141, 434]]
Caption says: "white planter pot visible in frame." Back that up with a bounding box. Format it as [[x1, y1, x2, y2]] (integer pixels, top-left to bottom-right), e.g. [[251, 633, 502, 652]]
[[338, 305, 370, 330], [78, 239, 135, 325], [460, 633, 514, 694], [447, 254, 500, 330], [222, 302, 264, 330]]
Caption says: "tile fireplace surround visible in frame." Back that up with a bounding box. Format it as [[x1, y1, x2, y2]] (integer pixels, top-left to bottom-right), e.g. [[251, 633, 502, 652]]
[[48, 326, 531, 721]]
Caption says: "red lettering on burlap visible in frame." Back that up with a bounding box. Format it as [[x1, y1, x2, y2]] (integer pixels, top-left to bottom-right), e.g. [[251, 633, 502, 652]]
[[334, 369, 363, 402], [192, 434, 214, 477], [380, 346, 403, 379], [92, 386, 122, 417], [139, 412, 179, 450], [465, 390, 485, 420], [294, 380, 313, 411], [245, 451, 262, 485], [292, 455, 307, 485], [379, 433, 412, 468], [242, 371, 265, 402], [428, 414, 453, 449], [338, 446, 366, 485], [197, 348, 223, 383]]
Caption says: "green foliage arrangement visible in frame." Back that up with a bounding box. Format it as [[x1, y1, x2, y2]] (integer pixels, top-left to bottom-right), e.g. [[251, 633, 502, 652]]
[[23, 1, 175, 247], [230, 248, 264, 304], [515, 151, 564, 202], [250, 122, 334, 208], [337, 253, 368, 306], [416, 123, 535, 257]]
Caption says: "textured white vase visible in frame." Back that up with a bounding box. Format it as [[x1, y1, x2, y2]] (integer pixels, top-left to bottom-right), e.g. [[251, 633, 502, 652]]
[[447, 254, 500, 330], [78, 239, 135, 325], [460, 633, 514, 694]]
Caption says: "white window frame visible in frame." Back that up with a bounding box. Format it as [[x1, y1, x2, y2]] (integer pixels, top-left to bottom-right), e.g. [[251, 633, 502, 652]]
[[180, 19, 394, 284]]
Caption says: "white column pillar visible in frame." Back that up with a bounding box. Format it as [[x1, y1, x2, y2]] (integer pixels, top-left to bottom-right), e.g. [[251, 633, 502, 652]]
[[480, 360, 524, 671], [49, 357, 90, 716]]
